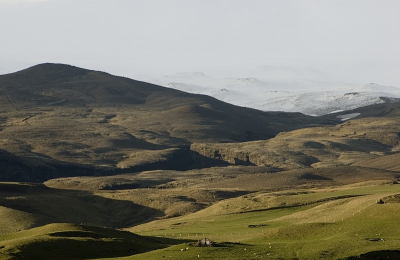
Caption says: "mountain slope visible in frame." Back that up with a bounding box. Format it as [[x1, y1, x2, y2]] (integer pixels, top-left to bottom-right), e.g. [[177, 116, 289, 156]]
[[0, 63, 338, 180]]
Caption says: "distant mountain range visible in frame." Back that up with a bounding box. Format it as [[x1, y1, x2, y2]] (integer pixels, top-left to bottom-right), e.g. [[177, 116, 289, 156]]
[[137, 72, 400, 116]]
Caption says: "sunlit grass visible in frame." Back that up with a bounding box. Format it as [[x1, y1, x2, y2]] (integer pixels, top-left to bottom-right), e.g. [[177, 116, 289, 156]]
[[1, 182, 400, 259]]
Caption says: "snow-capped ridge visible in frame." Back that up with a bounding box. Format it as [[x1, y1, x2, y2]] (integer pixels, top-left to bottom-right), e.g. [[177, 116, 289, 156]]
[[135, 68, 400, 116]]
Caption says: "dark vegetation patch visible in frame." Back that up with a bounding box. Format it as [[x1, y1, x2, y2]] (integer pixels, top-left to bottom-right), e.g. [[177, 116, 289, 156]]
[[247, 224, 267, 228], [303, 141, 326, 149]]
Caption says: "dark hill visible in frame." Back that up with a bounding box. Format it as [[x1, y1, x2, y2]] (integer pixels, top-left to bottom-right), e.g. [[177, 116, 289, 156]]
[[0, 63, 337, 140], [0, 63, 193, 106]]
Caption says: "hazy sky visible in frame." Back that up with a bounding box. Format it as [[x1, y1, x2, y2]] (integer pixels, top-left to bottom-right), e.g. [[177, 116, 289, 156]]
[[1, 0, 399, 86]]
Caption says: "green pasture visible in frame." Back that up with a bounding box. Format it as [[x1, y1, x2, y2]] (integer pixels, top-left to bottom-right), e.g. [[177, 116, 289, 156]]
[[121, 183, 400, 259], [1, 182, 399, 259]]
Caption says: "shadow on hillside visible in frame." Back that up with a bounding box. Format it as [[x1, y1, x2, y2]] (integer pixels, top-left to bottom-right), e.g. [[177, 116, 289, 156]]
[[0, 182, 163, 229], [118, 146, 232, 174], [0, 146, 232, 183], [8, 230, 193, 260], [328, 139, 392, 152]]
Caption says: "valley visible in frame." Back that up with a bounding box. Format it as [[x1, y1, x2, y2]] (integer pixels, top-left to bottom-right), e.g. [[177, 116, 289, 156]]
[[1, 64, 400, 259]]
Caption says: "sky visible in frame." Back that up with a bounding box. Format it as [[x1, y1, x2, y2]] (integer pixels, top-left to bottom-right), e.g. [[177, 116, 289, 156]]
[[1, 0, 399, 86]]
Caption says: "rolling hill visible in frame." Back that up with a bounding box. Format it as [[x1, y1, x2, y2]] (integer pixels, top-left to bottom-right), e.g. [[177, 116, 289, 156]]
[[2, 63, 400, 259]]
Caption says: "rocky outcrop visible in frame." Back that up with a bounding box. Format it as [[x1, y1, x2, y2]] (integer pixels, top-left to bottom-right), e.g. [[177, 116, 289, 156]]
[[190, 143, 255, 166], [190, 143, 319, 170]]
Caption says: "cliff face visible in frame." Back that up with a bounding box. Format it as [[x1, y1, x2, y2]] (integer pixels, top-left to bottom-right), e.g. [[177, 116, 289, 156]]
[[190, 143, 255, 166], [189, 142, 304, 170]]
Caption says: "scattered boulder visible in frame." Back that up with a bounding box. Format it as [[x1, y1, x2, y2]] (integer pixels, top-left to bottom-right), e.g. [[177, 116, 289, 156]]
[[196, 238, 213, 247]]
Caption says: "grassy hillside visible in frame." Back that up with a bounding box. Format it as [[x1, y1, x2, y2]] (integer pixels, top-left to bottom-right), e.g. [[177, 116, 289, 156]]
[[2, 180, 400, 259], [354, 153, 400, 171], [0, 182, 162, 233], [123, 182, 400, 260], [0, 223, 167, 260]]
